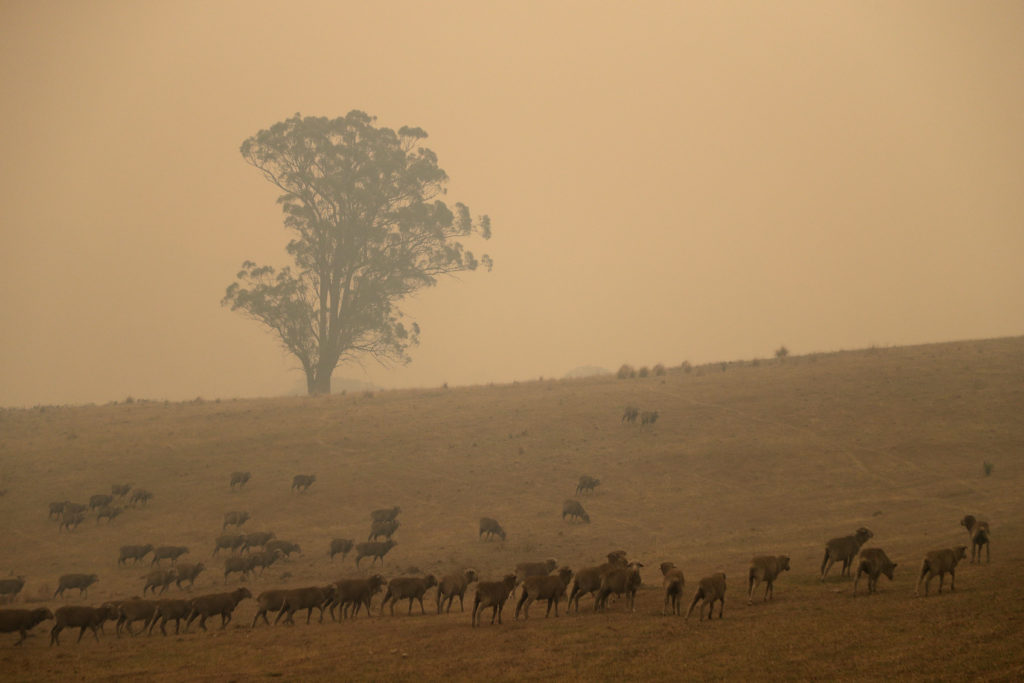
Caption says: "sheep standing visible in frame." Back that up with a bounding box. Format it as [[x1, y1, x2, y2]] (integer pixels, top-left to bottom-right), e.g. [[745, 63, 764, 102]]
[[515, 567, 575, 619], [568, 551, 629, 612], [148, 599, 191, 635], [0, 577, 26, 604], [961, 515, 991, 563], [595, 562, 644, 612], [471, 574, 518, 627], [278, 585, 336, 624], [252, 589, 289, 627], [686, 572, 727, 620], [916, 546, 967, 596], [185, 587, 252, 631], [241, 532, 275, 553], [49, 605, 117, 645], [368, 519, 400, 542], [852, 548, 897, 595], [820, 527, 874, 579], [436, 569, 478, 614], [174, 562, 205, 589], [0, 607, 52, 645], [88, 494, 113, 510], [119, 544, 154, 566], [113, 598, 157, 636], [370, 506, 401, 523], [748, 555, 790, 604], [212, 533, 246, 556], [222, 511, 250, 531], [111, 483, 132, 497], [381, 576, 438, 616], [561, 499, 590, 523], [329, 538, 354, 561], [291, 474, 316, 492], [330, 575, 386, 619], [229, 471, 251, 490], [129, 489, 153, 506], [53, 573, 98, 599], [660, 562, 685, 615], [478, 517, 506, 541], [95, 506, 122, 523], [576, 476, 600, 494], [151, 545, 189, 565], [142, 569, 177, 595], [355, 540, 396, 567], [265, 540, 302, 558]]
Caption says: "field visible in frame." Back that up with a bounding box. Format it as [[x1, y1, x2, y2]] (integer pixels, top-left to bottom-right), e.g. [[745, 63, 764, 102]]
[[1, 337, 1022, 681]]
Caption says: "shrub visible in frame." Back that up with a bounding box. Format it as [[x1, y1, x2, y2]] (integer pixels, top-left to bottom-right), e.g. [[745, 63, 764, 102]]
[[617, 364, 636, 379], [637, 366, 650, 378], [983, 461, 994, 476], [653, 363, 666, 376], [775, 345, 789, 360]]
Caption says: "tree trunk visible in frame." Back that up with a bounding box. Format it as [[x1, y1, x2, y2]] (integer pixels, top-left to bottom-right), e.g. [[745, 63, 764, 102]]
[[309, 370, 332, 395]]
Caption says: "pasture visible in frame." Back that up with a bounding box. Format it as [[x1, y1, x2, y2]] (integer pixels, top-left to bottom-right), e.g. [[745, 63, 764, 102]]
[[0, 336, 1022, 681]]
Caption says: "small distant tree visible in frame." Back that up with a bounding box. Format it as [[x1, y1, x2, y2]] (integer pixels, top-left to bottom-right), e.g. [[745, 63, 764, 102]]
[[617, 364, 636, 379], [775, 345, 789, 361], [223, 111, 492, 395], [652, 363, 666, 376]]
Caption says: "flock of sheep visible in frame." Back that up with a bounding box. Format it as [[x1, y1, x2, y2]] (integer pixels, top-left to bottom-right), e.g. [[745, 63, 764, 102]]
[[0, 473, 994, 646]]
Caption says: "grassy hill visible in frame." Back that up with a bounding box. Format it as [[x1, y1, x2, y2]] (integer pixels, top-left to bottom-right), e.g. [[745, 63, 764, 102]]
[[0, 337, 1022, 680]]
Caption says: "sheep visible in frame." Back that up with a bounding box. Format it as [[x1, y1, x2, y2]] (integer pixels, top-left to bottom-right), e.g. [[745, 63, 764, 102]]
[[151, 545, 189, 565], [48, 500, 69, 520], [248, 549, 283, 575], [89, 494, 113, 510], [515, 566, 575, 619], [278, 585, 336, 624], [185, 587, 252, 631], [148, 599, 191, 635], [370, 506, 401, 523], [852, 548, 897, 595], [112, 598, 157, 636], [471, 574, 518, 627], [369, 519, 400, 542], [575, 475, 600, 495], [329, 538, 354, 561], [111, 483, 132, 497], [640, 410, 659, 425], [95, 506, 122, 524], [212, 533, 246, 556], [223, 511, 251, 531], [820, 527, 874, 579], [381, 575, 438, 616], [143, 569, 177, 595], [355, 539, 396, 567], [436, 569, 478, 614], [49, 604, 117, 645], [62, 502, 87, 518], [0, 577, 26, 604], [661, 562, 686, 615], [0, 607, 52, 645], [961, 515, 991, 564], [478, 517, 506, 541], [229, 471, 251, 490], [568, 552, 631, 612], [119, 544, 154, 566], [917, 546, 967, 596], [265, 540, 301, 558], [53, 573, 98, 598], [330, 575, 386, 619], [129, 489, 153, 506], [251, 589, 288, 627], [241, 531, 275, 553], [291, 474, 316, 492], [59, 511, 85, 531], [686, 572, 727, 620], [621, 406, 639, 423], [595, 562, 644, 612], [515, 558, 559, 598], [748, 555, 790, 604], [174, 562, 205, 590], [223, 556, 257, 583], [562, 499, 590, 523]]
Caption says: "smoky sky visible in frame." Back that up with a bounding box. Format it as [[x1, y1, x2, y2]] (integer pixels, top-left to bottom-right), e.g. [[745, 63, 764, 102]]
[[1, 1, 1022, 406]]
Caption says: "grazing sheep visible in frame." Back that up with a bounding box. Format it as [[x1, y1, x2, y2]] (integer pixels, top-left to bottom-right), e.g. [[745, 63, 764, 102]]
[[222, 511, 251, 531], [820, 527, 874, 579], [0, 607, 53, 645], [129, 489, 153, 506], [471, 574, 518, 627], [568, 552, 630, 612], [354, 540, 396, 567], [621, 406, 639, 423], [370, 506, 401, 523], [917, 546, 967, 596], [174, 562, 205, 590], [95, 506, 122, 524], [59, 511, 85, 531], [278, 585, 336, 624], [329, 538, 354, 561], [561, 499, 590, 523], [661, 562, 686, 615], [48, 501, 69, 520], [961, 515, 991, 563], [148, 599, 191, 635], [515, 566, 575, 619], [119, 544, 154, 566], [0, 577, 26, 604], [113, 598, 157, 636], [229, 471, 251, 490], [381, 575, 438, 616], [478, 517, 506, 541], [241, 531, 275, 553], [185, 587, 252, 631], [368, 519, 400, 542], [264, 540, 301, 558], [748, 555, 790, 604], [151, 545, 189, 565], [291, 474, 316, 492], [143, 569, 177, 595], [576, 475, 600, 495], [89, 494, 113, 510], [223, 556, 257, 583], [212, 533, 246, 556], [50, 604, 117, 645], [111, 483, 132, 497], [330, 575, 386, 619], [595, 562, 644, 612], [640, 410, 659, 425], [252, 589, 289, 627], [436, 569, 479, 614], [54, 574, 98, 599], [853, 548, 897, 595], [687, 572, 727, 620]]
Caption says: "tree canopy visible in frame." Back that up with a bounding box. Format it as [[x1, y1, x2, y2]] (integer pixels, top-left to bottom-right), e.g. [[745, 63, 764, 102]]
[[223, 111, 492, 394]]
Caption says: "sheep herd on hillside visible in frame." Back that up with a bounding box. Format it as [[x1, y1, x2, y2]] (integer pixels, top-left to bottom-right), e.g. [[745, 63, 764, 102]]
[[0, 472, 995, 646]]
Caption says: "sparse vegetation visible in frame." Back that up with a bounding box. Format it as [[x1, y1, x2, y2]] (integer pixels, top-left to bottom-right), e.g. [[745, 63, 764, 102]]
[[637, 366, 649, 378], [775, 345, 789, 360], [616, 364, 636, 379], [983, 461, 994, 476]]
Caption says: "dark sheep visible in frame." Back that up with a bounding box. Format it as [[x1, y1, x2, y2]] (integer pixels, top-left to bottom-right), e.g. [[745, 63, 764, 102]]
[[330, 575, 387, 619], [0, 577, 26, 604], [514, 558, 558, 599], [148, 599, 191, 635], [329, 538, 354, 561], [621, 406, 639, 423], [48, 501, 69, 520], [50, 605, 117, 645], [471, 574, 518, 627], [119, 544, 154, 566], [278, 585, 336, 624], [687, 572, 727, 620], [89, 494, 113, 510], [229, 471, 251, 490], [355, 540, 396, 567], [112, 598, 157, 636], [917, 546, 967, 596], [478, 517, 506, 541], [151, 545, 189, 565], [436, 569, 478, 614], [661, 562, 686, 615], [174, 562, 205, 590], [59, 511, 86, 532], [820, 527, 874, 579], [853, 548, 897, 595], [291, 474, 316, 492], [264, 539, 301, 558], [185, 587, 252, 631], [62, 502, 87, 518], [368, 519, 400, 542], [222, 511, 250, 531], [561, 499, 590, 523], [595, 562, 644, 612], [54, 573, 98, 598], [143, 569, 177, 595], [129, 489, 153, 506], [251, 589, 289, 627], [370, 506, 401, 523], [640, 410, 659, 425], [381, 575, 438, 616], [568, 552, 630, 612], [748, 555, 790, 604], [223, 556, 257, 583], [212, 533, 246, 556], [515, 566, 575, 619], [961, 515, 991, 563], [576, 475, 600, 495], [111, 483, 132, 497], [0, 607, 52, 645], [95, 506, 122, 524], [248, 549, 283, 575], [241, 531, 275, 553]]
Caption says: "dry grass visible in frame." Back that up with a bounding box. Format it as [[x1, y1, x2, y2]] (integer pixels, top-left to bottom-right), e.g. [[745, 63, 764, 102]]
[[1, 337, 1022, 680]]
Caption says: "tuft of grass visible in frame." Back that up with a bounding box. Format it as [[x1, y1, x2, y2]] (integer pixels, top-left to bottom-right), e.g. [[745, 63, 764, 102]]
[[983, 461, 994, 476]]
